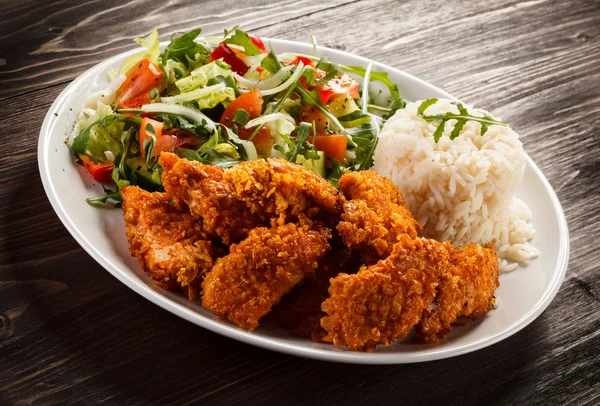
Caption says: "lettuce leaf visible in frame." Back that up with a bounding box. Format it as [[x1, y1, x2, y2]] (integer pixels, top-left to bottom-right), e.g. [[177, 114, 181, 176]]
[[175, 61, 232, 93], [160, 28, 209, 70], [119, 30, 160, 75]]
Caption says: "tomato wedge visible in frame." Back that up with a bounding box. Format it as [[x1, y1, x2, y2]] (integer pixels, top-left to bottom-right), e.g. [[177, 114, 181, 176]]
[[298, 104, 330, 135], [154, 129, 202, 156], [249, 34, 267, 53], [318, 74, 360, 104], [139, 118, 164, 158], [79, 154, 114, 183], [117, 59, 163, 108], [210, 43, 249, 75], [220, 89, 273, 154], [308, 134, 347, 164]]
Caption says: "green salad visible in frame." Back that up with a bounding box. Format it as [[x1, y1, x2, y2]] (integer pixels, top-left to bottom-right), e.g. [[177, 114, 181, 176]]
[[69, 27, 406, 206]]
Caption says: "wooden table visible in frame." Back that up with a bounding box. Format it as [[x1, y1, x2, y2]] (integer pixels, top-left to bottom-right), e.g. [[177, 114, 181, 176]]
[[1, 0, 599, 404]]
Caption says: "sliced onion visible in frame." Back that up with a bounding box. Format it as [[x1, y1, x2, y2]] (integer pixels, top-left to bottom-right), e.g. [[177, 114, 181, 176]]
[[84, 74, 126, 108], [237, 139, 258, 161], [139, 103, 216, 132], [258, 62, 304, 96], [232, 65, 293, 90], [244, 112, 296, 129], [161, 83, 225, 104]]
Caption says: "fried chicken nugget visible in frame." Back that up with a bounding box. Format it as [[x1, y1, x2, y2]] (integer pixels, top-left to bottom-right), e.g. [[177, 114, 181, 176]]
[[320, 235, 452, 351], [272, 248, 357, 342], [121, 185, 214, 300], [336, 171, 422, 264], [159, 152, 264, 245], [222, 158, 345, 227], [202, 223, 331, 330], [416, 243, 500, 343]]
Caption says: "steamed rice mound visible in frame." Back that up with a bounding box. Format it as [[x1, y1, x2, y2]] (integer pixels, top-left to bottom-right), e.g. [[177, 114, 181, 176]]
[[373, 98, 538, 272]]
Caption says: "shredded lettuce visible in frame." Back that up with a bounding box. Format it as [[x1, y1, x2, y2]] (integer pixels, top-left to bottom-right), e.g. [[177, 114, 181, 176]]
[[73, 102, 125, 160], [119, 30, 160, 75]]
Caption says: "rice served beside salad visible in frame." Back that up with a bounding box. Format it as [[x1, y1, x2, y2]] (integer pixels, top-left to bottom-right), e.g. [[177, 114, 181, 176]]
[[374, 98, 538, 272]]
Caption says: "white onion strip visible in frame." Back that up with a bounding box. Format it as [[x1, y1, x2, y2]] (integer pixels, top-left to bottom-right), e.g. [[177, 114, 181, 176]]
[[244, 113, 296, 129], [232, 65, 293, 90], [139, 103, 216, 132], [259, 61, 304, 96], [161, 83, 225, 104]]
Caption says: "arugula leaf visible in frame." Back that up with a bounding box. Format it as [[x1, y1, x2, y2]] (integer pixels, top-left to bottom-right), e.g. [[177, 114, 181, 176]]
[[343, 65, 400, 100], [160, 28, 209, 69], [232, 109, 250, 127], [295, 85, 346, 136], [417, 98, 508, 142], [224, 29, 262, 56], [142, 122, 157, 166], [261, 43, 282, 73]]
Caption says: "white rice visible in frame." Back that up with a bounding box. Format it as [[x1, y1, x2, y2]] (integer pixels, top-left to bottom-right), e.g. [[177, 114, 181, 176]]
[[373, 98, 539, 272]]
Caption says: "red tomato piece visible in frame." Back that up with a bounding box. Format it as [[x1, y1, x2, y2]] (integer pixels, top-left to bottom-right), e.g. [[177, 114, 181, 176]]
[[79, 154, 114, 183], [154, 129, 201, 156], [139, 117, 164, 158], [308, 134, 347, 164], [220, 89, 273, 154], [289, 56, 315, 68], [117, 59, 163, 108], [249, 34, 268, 53], [318, 74, 360, 104], [209, 43, 249, 75]]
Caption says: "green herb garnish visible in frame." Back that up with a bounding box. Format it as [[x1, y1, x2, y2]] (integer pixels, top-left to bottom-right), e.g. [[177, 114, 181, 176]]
[[417, 98, 508, 142]]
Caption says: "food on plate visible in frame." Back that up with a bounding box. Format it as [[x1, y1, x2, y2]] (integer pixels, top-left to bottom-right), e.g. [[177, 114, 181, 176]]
[[336, 170, 422, 265], [69, 27, 398, 208], [222, 157, 345, 228], [66, 27, 537, 352], [321, 235, 453, 351], [416, 243, 499, 343], [160, 152, 264, 245], [373, 98, 538, 271], [201, 222, 331, 330], [272, 246, 358, 342], [121, 185, 215, 300]]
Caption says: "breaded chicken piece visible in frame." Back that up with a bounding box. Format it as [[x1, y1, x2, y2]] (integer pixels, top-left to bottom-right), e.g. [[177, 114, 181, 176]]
[[202, 223, 331, 330], [336, 171, 422, 264], [272, 247, 358, 342], [121, 185, 214, 300], [159, 152, 264, 245], [416, 243, 500, 343], [222, 158, 345, 228], [320, 235, 452, 351]]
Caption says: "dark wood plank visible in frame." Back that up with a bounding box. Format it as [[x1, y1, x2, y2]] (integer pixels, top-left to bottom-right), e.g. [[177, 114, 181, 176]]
[[1, 0, 599, 404]]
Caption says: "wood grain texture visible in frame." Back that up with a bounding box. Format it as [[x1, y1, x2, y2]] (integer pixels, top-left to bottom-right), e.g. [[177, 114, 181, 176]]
[[1, 0, 599, 404]]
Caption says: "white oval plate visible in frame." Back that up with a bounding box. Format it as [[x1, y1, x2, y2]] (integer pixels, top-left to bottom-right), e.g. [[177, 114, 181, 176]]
[[38, 38, 569, 364]]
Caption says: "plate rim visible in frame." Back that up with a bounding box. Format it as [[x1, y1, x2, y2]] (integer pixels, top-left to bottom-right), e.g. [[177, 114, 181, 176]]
[[37, 38, 570, 364]]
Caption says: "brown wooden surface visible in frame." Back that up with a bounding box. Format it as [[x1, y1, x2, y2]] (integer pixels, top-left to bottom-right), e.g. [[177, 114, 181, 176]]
[[1, 0, 599, 404]]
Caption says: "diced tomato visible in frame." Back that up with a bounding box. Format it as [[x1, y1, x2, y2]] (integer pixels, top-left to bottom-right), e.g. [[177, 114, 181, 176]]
[[79, 154, 114, 183], [308, 134, 347, 164], [220, 89, 273, 154], [117, 59, 163, 108], [249, 34, 268, 53], [120, 93, 152, 110], [139, 118, 164, 158], [318, 74, 360, 104], [289, 56, 315, 68], [210, 43, 249, 75], [298, 105, 330, 135], [153, 129, 202, 156]]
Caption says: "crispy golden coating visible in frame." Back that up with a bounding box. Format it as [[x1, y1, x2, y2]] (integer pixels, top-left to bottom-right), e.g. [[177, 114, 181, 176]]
[[336, 171, 422, 264], [201, 223, 331, 330], [222, 158, 345, 228], [121, 185, 214, 300], [272, 248, 357, 342], [159, 152, 264, 245], [320, 235, 452, 351], [416, 243, 500, 343]]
